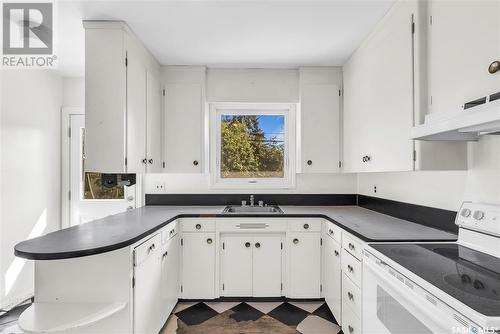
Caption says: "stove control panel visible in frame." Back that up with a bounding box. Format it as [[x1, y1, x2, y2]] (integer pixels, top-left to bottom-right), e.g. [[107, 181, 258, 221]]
[[456, 202, 500, 236]]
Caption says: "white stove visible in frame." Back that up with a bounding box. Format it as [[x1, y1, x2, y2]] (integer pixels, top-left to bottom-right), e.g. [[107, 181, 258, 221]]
[[363, 202, 500, 334]]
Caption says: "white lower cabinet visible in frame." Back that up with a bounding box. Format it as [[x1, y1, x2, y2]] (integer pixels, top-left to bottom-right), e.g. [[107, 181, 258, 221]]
[[180, 232, 216, 299], [287, 232, 321, 298], [323, 234, 342, 322], [221, 234, 283, 297], [160, 234, 179, 318], [133, 234, 163, 334]]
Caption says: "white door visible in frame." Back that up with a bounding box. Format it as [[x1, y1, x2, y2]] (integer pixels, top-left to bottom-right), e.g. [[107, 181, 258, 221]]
[[181, 233, 216, 299], [324, 235, 342, 322], [287, 232, 321, 298], [70, 114, 135, 226], [253, 234, 283, 297], [160, 234, 179, 318], [221, 235, 253, 297]]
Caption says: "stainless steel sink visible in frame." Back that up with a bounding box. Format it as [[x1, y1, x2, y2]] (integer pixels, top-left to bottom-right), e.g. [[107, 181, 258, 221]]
[[222, 205, 283, 214]]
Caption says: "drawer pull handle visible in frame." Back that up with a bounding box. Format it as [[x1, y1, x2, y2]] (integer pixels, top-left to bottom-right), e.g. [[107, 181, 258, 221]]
[[303, 223, 309, 229], [255, 242, 261, 248], [293, 238, 299, 244], [347, 265, 354, 272], [329, 229, 333, 234], [148, 244, 156, 253], [348, 325, 354, 333], [349, 243, 355, 250], [195, 224, 201, 230], [245, 242, 251, 248], [207, 238, 213, 244], [162, 251, 168, 259], [334, 250, 339, 256], [348, 292, 354, 300]]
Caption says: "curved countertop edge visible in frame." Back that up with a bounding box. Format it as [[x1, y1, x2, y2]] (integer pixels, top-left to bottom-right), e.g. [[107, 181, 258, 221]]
[[14, 211, 458, 261]]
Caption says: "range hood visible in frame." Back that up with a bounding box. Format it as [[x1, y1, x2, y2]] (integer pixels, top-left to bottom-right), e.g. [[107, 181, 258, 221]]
[[412, 93, 500, 141]]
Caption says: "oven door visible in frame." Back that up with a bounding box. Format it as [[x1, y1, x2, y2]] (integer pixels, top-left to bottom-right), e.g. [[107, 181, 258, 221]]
[[363, 250, 472, 334]]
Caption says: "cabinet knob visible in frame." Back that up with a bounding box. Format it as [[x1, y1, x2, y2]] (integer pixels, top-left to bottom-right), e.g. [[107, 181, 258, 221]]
[[307, 160, 312, 166], [142, 158, 148, 164], [148, 159, 153, 164], [489, 60, 500, 74], [334, 250, 339, 256], [162, 251, 168, 259], [195, 224, 201, 230], [255, 242, 261, 248], [348, 325, 354, 333], [293, 238, 299, 244], [193, 160, 199, 166], [347, 265, 354, 272], [328, 229, 333, 234], [349, 243, 355, 250], [245, 242, 251, 248], [206, 238, 213, 244], [348, 292, 354, 300], [303, 223, 309, 230]]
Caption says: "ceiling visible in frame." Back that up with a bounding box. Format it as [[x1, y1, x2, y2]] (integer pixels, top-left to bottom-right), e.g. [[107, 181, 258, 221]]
[[56, 0, 395, 77]]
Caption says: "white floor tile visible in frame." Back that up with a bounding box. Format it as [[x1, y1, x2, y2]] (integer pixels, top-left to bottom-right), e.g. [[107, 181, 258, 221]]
[[1, 324, 23, 334], [296, 315, 341, 334], [172, 302, 196, 313], [246, 302, 283, 314], [289, 302, 323, 313], [204, 301, 241, 314]]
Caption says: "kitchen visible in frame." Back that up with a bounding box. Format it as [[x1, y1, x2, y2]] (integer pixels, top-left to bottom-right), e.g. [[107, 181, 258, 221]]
[[1, 1, 499, 334]]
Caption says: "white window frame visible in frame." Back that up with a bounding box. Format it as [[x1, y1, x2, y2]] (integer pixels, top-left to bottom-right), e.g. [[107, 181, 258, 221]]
[[210, 103, 296, 189]]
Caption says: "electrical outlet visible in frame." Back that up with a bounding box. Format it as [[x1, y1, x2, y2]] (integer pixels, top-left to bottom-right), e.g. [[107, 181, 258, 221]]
[[373, 185, 377, 193], [154, 182, 166, 192]]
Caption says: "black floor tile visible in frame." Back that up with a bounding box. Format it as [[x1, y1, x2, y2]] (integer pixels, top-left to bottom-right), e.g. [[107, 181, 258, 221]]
[[175, 302, 219, 326], [267, 302, 309, 326], [229, 302, 265, 322], [312, 303, 338, 324]]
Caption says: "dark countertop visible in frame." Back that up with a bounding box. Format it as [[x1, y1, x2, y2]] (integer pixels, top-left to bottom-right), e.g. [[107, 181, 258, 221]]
[[15, 205, 458, 260]]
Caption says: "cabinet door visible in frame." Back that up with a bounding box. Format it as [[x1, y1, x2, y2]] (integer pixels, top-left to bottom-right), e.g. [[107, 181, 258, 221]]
[[221, 235, 253, 297], [253, 235, 283, 297], [287, 232, 321, 298], [301, 84, 340, 173], [146, 70, 162, 173], [323, 236, 342, 322], [343, 1, 416, 172], [126, 44, 147, 174], [428, 0, 500, 115], [134, 244, 162, 333], [164, 83, 203, 173], [160, 235, 179, 319], [181, 233, 215, 299]]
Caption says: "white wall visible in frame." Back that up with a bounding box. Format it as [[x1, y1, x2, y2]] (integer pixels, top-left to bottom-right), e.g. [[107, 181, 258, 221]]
[[358, 136, 500, 211], [62, 77, 85, 107], [0, 70, 63, 309]]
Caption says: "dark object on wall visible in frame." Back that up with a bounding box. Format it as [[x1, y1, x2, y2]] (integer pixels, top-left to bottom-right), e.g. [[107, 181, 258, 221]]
[[101, 174, 136, 188]]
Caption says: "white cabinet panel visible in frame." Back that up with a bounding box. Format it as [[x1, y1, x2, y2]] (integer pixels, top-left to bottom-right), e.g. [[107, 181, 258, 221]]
[[160, 234, 179, 320], [181, 233, 216, 299], [300, 84, 340, 173], [164, 83, 203, 173], [133, 236, 162, 334], [287, 232, 321, 298], [221, 235, 253, 297], [253, 235, 282, 297], [146, 70, 162, 173], [323, 235, 342, 322]]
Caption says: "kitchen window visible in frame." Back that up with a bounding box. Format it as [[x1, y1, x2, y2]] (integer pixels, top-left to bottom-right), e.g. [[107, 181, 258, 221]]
[[210, 103, 296, 189]]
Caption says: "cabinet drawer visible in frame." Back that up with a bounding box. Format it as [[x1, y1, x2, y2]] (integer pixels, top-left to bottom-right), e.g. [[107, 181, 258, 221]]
[[162, 221, 178, 244], [342, 249, 361, 287], [217, 219, 287, 233], [342, 273, 361, 317], [288, 219, 322, 232], [324, 221, 342, 244], [134, 233, 161, 266], [181, 219, 215, 232], [342, 300, 361, 334], [342, 232, 362, 259]]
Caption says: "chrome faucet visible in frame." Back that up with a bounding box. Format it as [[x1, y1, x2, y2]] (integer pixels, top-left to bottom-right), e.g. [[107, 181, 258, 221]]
[[250, 195, 255, 207]]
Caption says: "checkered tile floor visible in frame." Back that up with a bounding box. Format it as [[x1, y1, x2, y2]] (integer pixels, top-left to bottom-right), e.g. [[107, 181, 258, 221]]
[[162, 301, 342, 334]]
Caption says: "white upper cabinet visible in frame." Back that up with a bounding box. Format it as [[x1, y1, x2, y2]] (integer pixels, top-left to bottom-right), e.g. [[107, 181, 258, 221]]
[[343, 1, 467, 173], [84, 21, 161, 173], [163, 67, 206, 173], [299, 68, 341, 173], [428, 0, 500, 116]]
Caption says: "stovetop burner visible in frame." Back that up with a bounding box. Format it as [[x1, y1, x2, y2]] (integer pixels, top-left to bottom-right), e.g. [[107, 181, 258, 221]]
[[371, 243, 500, 316]]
